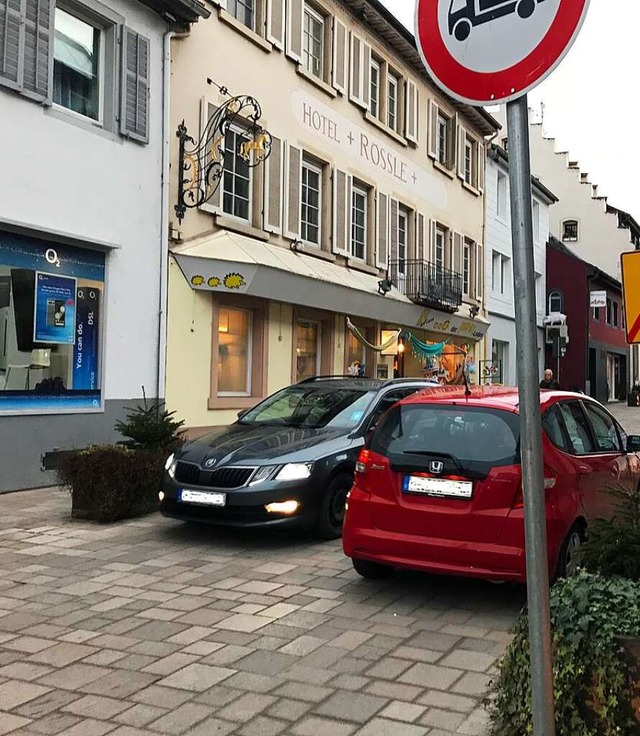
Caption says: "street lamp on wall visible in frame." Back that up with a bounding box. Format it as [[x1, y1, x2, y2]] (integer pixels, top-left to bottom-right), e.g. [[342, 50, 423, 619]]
[[174, 80, 273, 222]]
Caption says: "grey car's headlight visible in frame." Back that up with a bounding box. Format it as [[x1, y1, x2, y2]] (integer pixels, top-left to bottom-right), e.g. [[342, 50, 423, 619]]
[[275, 463, 313, 482], [165, 453, 177, 479], [249, 466, 278, 486]]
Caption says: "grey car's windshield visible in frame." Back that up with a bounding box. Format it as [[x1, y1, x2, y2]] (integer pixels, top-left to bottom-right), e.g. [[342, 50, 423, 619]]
[[239, 387, 376, 429]]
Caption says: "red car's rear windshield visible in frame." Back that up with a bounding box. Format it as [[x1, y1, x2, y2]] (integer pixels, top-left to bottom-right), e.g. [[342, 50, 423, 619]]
[[370, 403, 520, 469]]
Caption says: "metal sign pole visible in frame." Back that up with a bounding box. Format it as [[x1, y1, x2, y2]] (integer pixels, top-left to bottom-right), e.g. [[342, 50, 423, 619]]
[[506, 95, 556, 736]]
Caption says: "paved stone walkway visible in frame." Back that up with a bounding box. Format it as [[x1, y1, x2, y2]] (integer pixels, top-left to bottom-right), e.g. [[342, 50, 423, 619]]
[[609, 402, 640, 436], [0, 490, 522, 736]]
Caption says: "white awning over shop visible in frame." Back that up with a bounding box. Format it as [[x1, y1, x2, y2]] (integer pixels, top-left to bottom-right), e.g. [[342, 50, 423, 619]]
[[171, 230, 489, 339]]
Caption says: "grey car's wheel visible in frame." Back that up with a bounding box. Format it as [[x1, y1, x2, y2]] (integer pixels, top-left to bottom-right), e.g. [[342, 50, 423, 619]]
[[517, 0, 536, 18], [352, 557, 393, 580], [315, 473, 352, 540], [556, 525, 584, 579]]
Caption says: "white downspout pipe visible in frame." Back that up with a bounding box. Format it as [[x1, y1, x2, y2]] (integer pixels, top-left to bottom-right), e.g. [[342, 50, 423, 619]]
[[157, 29, 174, 403]]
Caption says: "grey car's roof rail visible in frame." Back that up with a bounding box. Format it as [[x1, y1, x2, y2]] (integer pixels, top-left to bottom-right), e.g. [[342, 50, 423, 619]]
[[297, 375, 381, 384]]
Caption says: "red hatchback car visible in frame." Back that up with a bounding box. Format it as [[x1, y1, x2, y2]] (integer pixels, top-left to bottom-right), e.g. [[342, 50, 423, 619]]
[[343, 386, 640, 583]]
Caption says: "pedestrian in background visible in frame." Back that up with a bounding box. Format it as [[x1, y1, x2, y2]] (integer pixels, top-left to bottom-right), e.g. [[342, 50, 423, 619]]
[[540, 369, 560, 390]]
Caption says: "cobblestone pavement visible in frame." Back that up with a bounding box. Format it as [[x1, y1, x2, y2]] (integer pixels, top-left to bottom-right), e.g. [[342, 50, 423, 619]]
[[0, 489, 523, 736], [609, 402, 640, 435]]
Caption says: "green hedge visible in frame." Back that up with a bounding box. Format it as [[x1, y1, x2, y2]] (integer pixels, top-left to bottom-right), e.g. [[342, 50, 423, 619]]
[[488, 571, 640, 736]]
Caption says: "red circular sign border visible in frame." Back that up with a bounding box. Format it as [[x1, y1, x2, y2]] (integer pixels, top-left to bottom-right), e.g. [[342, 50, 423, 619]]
[[415, 0, 590, 105]]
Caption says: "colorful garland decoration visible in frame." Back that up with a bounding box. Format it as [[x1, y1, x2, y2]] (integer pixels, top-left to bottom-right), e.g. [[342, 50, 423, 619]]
[[346, 318, 400, 352]]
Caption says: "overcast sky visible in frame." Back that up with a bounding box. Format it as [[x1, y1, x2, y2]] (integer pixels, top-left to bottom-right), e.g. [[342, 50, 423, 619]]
[[379, 0, 639, 216]]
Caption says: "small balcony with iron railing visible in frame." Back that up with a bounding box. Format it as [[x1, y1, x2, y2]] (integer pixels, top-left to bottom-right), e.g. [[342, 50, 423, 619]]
[[389, 260, 463, 313]]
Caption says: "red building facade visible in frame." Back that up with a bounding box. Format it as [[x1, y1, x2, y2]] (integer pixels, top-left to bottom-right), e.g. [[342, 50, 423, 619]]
[[545, 237, 628, 402]]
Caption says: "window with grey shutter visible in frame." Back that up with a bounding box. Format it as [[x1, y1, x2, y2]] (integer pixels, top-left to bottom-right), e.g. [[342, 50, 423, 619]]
[[285, 143, 301, 239], [331, 16, 346, 94], [349, 33, 361, 102], [23, 0, 52, 99], [0, 0, 53, 102], [120, 27, 149, 143], [285, 0, 302, 61], [376, 192, 388, 269], [416, 213, 425, 262], [267, 0, 285, 49], [453, 232, 463, 276], [263, 136, 283, 233], [405, 79, 418, 144], [389, 198, 399, 265], [476, 243, 484, 300], [332, 168, 349, 255]]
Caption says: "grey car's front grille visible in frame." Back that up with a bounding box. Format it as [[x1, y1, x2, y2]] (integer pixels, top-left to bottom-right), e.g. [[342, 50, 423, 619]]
[[174, 461, 256, 489]]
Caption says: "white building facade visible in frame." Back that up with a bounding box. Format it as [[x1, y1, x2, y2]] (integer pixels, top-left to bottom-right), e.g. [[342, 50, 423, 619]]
[[493, 109, 640, 387], [165, 0, 499, 434], [484, 145, 557, 385], [0, 0, 207, 490]]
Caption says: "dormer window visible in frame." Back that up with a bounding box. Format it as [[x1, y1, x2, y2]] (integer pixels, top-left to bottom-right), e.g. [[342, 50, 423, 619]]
[[562, 220, 579, 242]]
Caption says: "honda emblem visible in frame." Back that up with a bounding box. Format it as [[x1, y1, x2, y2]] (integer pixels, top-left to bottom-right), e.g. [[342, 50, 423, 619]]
[[429, 461, 444, 474]]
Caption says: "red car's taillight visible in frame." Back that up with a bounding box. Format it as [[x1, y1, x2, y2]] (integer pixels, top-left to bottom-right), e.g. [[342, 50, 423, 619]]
[[354, 448, 389, 493], [511, 467, 558, 509]]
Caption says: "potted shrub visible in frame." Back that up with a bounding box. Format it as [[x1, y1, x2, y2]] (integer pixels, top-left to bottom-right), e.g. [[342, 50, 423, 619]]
[[580, 483, 640, 583], [58, 398, 184, 523], [488, 571, 640, 735]]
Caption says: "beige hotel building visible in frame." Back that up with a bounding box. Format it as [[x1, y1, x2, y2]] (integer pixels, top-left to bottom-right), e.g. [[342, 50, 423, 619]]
[[166, 0, 499, 431]]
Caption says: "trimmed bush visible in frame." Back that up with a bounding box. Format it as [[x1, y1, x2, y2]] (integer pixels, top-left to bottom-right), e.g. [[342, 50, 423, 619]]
[[58, 445, 166, 523], [581, 483, 640, 582], [57, 396, 185, 523]]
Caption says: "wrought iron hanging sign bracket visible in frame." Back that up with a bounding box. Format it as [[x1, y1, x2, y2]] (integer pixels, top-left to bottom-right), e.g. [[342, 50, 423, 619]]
[[174, 80, 273, 222]]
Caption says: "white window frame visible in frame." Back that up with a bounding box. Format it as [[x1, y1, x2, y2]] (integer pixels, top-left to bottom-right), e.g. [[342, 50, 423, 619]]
[[464, 138, 473, 186], [562, 219, 579, 242], [370, 56, 381, 120], [492, 251, 509, 295], [387, 72, 399, 131], [301, 158, 322, 247], [435, 226, 446, 270], [53, 6, 106, 127], [436, 113, 449, 166], [217, 307, 253, 398], [351, 184, 368, 261], [228, 0, 256, 30], [302, 3, 325, 79], [497, 171, 508, 220], [548, 290, 564, 314], [222, 126, 253, 224]]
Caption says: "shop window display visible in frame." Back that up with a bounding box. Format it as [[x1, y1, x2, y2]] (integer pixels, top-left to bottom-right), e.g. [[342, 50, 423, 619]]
[[0, 231, 105, 413]]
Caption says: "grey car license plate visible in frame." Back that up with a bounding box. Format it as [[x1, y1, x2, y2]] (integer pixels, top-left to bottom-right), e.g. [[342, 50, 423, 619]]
[[179, 489, 226, 506]]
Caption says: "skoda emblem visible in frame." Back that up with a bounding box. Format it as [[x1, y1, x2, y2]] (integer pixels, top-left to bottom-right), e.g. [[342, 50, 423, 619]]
[[429, 461, 444, 474], [204, 458, 217, 468]]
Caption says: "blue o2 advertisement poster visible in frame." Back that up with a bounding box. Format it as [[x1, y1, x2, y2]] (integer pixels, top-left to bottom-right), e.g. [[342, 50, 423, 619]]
[[33, 272, 77, 345], [0, 230, 105, 413], [73, 288, 101, 390]]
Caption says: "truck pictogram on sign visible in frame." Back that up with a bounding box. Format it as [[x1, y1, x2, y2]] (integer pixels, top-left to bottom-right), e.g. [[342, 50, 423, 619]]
[[448, 0, 547, 41]]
